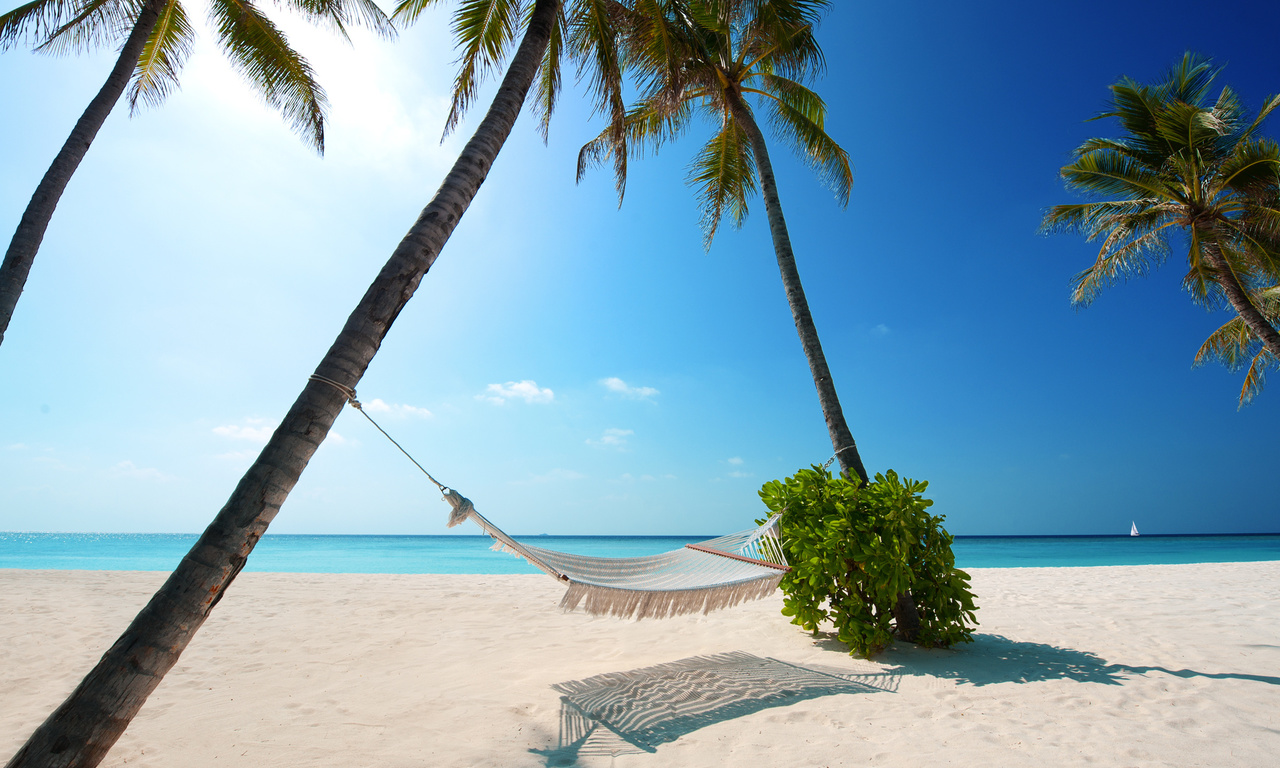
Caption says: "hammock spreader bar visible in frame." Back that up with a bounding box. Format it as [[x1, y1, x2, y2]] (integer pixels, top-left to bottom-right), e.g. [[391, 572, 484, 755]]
[[441, 490, 789, 620]]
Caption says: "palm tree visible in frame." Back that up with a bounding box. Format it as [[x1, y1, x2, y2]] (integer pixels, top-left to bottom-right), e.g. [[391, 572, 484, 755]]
[[576, 0, 918, 638], [0, 0, 394, 347], [1042, 52, 1280, 365], [1194, 283, 1279, 407], [5, 1, 627, 765], [578, 0, 869, 485]]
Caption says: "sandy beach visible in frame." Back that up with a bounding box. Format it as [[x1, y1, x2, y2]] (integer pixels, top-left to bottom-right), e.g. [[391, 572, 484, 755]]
[[2, 562, 1277, 767]]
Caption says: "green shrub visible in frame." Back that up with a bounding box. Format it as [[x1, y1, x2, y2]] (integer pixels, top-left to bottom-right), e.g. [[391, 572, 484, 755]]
[[759, 467, 978, 657]]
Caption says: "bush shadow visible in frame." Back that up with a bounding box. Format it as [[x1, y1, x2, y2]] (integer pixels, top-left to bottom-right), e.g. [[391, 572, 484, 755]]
[[862, 633, 1280, 688]]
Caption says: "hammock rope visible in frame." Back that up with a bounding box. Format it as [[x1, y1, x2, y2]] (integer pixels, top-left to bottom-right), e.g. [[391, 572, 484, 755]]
[[311, 374, 790, 619]]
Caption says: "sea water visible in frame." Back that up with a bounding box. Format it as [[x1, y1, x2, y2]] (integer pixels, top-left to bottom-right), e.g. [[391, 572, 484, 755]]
[[2, 532, 1279, 573]]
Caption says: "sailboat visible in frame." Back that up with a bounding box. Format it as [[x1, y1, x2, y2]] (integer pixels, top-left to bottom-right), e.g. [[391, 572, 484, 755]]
[[1130, 521, 1140, 537]]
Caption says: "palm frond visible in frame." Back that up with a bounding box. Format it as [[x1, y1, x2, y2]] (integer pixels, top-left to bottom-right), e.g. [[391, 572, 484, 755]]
[[282, 0, 396, 42], [1103, 80, 1178, 160], [1238, 352, 1272, 406], [758, 73, 848, 205], [0, 0, 82, 50], [688, 117, 756, 247], [1193, 287, 1280, 407], [1159, 51, 1218, 107], [1070, 222, 1176, 305], [438, 0, 524, 136], [1227, 202, 1280, 263], [390, 0, 446, 24], [1240, 94, 1280, 142], [567, 0, 627, 187], [1215, 138, 1280, 199], [1194, 314, 1256, 370], [741, 0, 826, 80], [1040, 199, 1175, 236], [127, 0, 194, 113], [576, 96, 690, 198], [208, 0, 328, 152], [1181, 227, 1220, 308], [34, 0, 134, 56], [1153, 99, 1230, 163], [1060, 147, 1178, 202], [530, 1, 565, 141]]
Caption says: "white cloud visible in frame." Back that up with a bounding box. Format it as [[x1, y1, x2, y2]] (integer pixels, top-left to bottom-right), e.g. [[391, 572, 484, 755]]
[[600, 377, 660, 400], [480, 380, 554, 405], [727, 471, 753, 479], [587, 428, 633, 449], [363, 398, 432, 418], [727, 457, 744, 465], [212, 418, 275, 444], [6, 443, 27, 451], [108, 460, 170, 481], [871, 323, 891, 336]]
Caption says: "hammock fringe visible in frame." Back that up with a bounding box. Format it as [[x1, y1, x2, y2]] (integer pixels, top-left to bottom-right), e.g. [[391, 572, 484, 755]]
[[560, 573, 785, 620]]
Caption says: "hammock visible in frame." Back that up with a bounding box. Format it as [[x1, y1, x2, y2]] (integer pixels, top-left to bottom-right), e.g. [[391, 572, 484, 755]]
[[305, 375, 790, 621], [441, 490, 789, 620]]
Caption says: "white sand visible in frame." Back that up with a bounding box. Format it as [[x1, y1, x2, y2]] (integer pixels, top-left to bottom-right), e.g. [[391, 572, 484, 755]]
[[2, 563, 1278, 767]]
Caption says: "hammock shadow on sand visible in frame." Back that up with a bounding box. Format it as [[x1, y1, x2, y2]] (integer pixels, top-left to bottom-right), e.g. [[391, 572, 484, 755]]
[[872, 633, 1280, 688], [530, 651, 895, 764]]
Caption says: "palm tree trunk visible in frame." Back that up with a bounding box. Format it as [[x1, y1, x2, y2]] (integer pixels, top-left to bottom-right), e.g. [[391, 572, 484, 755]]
[[727, 95, 922, 641], [4, 1, 560, 766], [0, 0, 166, 348], [1202, 246, 1280, 360], [726, 95, 869, 486]]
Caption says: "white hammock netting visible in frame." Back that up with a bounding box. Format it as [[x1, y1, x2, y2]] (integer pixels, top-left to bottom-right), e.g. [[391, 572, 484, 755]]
[[442, 490, 789, 620]]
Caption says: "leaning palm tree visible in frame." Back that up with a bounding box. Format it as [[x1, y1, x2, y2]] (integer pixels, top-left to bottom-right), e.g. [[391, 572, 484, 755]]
[[1194, 283, 1280, 407], [0, 0, 394, 347], [1042, 52, 1280, 364], [578, 0, 869, 485], [5, 1, 626, 766]]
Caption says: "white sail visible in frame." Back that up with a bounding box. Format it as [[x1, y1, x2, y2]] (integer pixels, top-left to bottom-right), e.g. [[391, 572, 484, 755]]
[[1130, 521, 1139, 537]]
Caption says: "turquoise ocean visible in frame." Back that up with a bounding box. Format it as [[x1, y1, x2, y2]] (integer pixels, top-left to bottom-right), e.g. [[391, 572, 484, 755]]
[[2, 532, 1279, 573]]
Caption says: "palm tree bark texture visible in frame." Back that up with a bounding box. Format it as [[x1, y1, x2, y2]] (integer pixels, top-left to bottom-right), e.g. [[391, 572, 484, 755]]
[[0, 0, 167, 347], [4, 1, 560, 765]]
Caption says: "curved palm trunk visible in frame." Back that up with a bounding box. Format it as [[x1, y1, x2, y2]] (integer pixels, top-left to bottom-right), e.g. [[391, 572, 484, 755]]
[[0, 0, 166, 348], [726, 96, 869, 487], [4, 1, 560, 766], [1201, 246, 1280, 360], [728, 95, 921, 642]]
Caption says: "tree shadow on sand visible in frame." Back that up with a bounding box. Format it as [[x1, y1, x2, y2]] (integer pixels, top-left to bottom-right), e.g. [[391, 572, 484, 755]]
[[863, 633, 1280, 688], [530, 651, 895, 765]]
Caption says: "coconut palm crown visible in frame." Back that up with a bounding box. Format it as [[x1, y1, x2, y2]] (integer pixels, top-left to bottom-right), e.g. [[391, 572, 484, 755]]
[[578, 0, 850, 246], [1042, 52, 1280, 364]]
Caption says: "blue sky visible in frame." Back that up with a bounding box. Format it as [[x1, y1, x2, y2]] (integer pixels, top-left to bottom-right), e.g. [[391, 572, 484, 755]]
[[2, 0, 1278, 537]]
